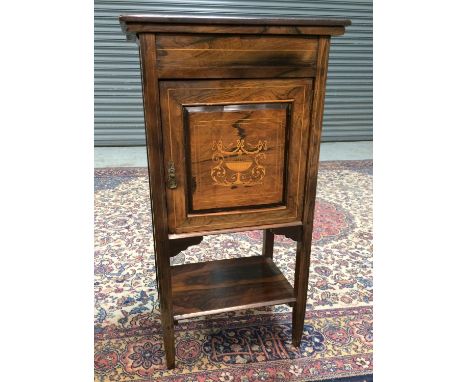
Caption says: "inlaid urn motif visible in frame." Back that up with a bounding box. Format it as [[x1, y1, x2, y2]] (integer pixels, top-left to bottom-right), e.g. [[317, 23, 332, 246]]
[[211, 139, 267, 186]]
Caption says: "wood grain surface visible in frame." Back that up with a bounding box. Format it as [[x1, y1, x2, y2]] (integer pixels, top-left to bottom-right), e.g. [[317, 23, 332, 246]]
[[156, 34, 318, 78], [120, 15, 350, 41], [171, 256, 295, 320], [185, 103, 288, 212], [120, 14, 351, 26]]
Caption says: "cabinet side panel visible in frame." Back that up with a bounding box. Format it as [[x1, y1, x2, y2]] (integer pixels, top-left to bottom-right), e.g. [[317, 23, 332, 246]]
[[292, 36, 331, 345], [303, 37, 331, 223]]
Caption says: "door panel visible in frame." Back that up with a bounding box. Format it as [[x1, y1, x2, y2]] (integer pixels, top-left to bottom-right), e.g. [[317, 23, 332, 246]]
[[185, 103, 289, 212], [159, 79, 313, 234]]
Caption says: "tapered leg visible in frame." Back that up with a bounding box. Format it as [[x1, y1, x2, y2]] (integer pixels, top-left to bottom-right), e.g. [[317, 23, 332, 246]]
[[154, 238, 175, 369], [291, 227, 313, 347], [161, 309, 175, 369], [262, 229, 274, 258], [157, 245, 175, 369]]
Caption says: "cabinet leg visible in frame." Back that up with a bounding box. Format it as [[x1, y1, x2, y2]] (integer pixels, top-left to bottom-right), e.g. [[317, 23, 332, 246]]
[[160, 307, 175, 369], [262, 229, 274, 258], [154, 239, 176, 369], [292, 231, 312, 347]]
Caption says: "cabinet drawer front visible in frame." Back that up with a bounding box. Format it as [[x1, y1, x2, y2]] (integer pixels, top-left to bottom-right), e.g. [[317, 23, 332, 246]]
[[156, 34, 318, 79], [160, 79, 313, 234]]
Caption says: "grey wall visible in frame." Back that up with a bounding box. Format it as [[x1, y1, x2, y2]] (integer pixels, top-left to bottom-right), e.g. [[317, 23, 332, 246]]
[[95, 0, 372, 146]]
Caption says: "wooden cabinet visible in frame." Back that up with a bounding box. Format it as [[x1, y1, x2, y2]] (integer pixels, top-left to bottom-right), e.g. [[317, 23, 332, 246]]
[[120, 14, 350, 369]]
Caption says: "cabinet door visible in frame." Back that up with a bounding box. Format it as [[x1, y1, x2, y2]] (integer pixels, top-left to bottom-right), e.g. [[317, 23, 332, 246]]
[[159, 79, 313, 234]]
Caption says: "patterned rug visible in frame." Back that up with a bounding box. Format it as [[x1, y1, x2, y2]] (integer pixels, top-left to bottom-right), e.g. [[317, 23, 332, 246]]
[[94, 160, 373, 381]]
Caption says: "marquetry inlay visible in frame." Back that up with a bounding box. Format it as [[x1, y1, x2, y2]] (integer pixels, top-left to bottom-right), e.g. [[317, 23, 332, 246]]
[[211, 139, 268, 187]]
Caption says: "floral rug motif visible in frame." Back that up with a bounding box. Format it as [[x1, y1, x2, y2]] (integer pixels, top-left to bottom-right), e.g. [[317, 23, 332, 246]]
[[94, 160, 373, 381]]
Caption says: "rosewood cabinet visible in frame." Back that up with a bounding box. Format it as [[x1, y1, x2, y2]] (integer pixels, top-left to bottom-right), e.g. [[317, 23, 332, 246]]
[[120, 14, 350, 369]]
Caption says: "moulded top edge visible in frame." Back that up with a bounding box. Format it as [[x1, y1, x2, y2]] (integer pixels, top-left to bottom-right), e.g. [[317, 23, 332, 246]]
[[119, 13, 351, 28]]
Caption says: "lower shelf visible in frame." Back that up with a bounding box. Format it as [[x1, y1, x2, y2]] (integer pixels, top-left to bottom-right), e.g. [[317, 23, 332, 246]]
[[171, 256, 296, 320]]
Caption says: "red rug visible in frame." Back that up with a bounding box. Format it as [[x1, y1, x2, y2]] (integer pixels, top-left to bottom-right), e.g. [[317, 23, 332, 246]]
[[94, 160, 373, 381]]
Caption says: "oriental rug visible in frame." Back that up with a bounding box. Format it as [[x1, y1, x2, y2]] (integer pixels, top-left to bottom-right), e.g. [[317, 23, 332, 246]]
[[94, 160, 373, 382]]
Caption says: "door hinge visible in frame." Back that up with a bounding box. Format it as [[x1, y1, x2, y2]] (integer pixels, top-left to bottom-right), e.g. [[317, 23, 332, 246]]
[[167, 160, 177, 189]]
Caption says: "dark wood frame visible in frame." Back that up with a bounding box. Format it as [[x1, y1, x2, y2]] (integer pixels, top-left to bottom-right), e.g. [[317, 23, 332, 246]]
[[121, 14, 350, 369]]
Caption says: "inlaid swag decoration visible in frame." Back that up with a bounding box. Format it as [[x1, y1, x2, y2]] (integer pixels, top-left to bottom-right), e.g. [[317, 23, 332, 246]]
[[211, 139, 267, 186]]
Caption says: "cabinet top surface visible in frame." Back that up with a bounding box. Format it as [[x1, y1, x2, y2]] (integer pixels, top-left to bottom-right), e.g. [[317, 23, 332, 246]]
[[120, 14, 351, 40], [120, 14, 351, 27]]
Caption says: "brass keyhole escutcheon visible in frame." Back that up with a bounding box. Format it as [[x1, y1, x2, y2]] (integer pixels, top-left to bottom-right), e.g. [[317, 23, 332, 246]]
[[167, 160, 177, 189]]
